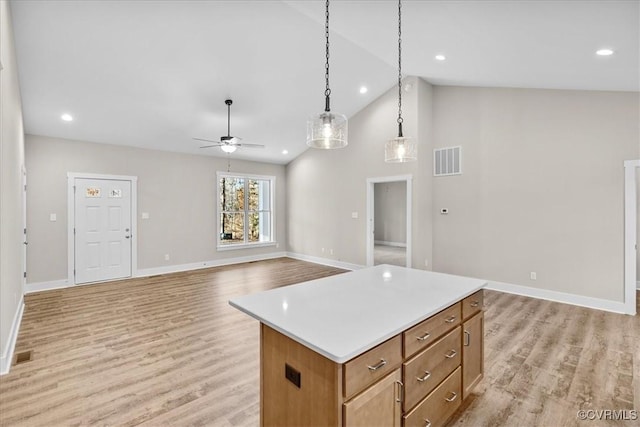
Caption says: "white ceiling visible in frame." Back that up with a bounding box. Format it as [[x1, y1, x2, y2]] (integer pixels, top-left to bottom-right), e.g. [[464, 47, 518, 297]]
[[10, 0, 639, 165]]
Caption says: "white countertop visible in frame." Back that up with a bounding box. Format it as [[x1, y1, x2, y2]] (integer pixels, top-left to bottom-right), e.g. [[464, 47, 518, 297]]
[[229, 264, 486, 363]]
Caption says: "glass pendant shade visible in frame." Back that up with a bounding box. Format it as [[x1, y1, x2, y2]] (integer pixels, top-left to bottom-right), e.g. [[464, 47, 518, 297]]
[[385, 136, 416, 163], [306, 112, 348, 149], [220, 145, 237, 153]]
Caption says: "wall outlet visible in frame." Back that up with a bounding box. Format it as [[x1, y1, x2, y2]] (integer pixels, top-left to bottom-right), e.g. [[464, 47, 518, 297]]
[[530, 272, 537, 280], [351, 212, 358, 219], [49, 213, 57, 221], [164, 254, 170, 261], [330, 249, 334, 255], [141, 212, 150, 220], [425, 259, 429, 267], [321, 247, 325, 254]]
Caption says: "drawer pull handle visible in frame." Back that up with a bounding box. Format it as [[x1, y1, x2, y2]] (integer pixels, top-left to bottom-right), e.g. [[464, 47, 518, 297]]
[[444, 349, 457, 359], [367, 359, 387, 371], [464, 330, 470, 346], [445, 315, 456, 323], [416, 332, 431, 341], [423, 420, 432, 427], [444, 391, 458, 402], [470, 301, 480, 307], [416, 371, 431, 382]]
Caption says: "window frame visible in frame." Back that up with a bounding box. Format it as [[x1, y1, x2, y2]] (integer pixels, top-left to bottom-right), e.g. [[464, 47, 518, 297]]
[[216, 171, 276, 251]]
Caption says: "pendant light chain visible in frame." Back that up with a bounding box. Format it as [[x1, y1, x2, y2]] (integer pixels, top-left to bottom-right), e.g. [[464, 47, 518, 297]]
[[397, 0, 403, 137], [306, 0, 347, 149], [324, 0, 331, 111]]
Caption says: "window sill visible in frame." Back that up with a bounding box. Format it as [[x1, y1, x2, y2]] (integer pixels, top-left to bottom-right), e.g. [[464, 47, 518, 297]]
[[217, 241, 278, 252]]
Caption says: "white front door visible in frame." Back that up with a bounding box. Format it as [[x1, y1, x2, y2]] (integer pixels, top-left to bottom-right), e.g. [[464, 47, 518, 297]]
[[74, 178, 132, 284]]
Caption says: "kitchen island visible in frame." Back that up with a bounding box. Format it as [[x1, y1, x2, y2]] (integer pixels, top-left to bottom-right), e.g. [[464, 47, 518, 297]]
[[229, 264, 486, 427]]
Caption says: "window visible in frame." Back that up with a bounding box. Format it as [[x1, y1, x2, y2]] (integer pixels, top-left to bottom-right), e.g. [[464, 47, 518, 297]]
[[217, 172, 275, 249]]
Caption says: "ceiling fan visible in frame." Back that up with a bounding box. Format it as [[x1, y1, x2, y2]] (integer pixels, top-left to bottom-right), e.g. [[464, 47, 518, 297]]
[[194, 99, 265, 153]]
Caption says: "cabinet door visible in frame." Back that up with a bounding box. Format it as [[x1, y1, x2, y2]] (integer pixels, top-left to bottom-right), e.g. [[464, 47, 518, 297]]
[[462, 311, 484, 399], [343, 369, 402, 427]]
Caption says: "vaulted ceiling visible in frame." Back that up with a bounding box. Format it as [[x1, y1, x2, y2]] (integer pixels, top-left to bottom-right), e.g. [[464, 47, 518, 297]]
[[10, 0, 639, 164]]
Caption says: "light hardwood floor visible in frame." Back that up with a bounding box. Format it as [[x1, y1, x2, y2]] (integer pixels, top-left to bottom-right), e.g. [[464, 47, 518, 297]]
[[0, 258, 638, 427]]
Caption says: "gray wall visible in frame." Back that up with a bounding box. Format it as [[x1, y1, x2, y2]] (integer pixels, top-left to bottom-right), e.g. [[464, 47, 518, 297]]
[[1, 0, 26, 368], [288, 80, 638, 304], [286, 76, 434, 268], [374, 181, 407, 245], [432, 86, 639, 302], [25, 135, 286, 284]]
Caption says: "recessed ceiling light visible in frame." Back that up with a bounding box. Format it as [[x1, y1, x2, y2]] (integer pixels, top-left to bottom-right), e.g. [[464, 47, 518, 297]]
[[596, 48, 614, 56], [435, 54, 446, 61], [61, 113, 73, 122], [282, 149, 289, 155], [359, 86, 368, 94]]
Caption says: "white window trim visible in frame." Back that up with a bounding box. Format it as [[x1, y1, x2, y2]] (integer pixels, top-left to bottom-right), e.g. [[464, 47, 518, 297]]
[[216, 172, 276, 250]]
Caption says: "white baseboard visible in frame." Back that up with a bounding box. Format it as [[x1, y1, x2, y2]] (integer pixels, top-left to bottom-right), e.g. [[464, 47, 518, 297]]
[[25, 252, 288, 294], [486, 280, 630, 315], [25, 279, 71, 294], [1, 296, 25, 376], [286, 252, 363, 271], [374, 240, 407, 248], [136, 252, 287, 277]]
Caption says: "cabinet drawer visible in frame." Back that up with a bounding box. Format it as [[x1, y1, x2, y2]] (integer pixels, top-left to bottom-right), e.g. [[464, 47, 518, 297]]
[[462, 290, 483, 320], [403, 366, 462, 427], [403, 326, 461, 411], [403, 303, 461, 358], [344, 335, 402, 399]]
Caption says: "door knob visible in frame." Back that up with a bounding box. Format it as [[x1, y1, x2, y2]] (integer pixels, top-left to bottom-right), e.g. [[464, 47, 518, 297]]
[[125, 235, 130, 239]]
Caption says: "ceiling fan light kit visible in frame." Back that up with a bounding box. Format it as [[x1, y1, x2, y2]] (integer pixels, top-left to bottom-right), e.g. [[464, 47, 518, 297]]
[[194, 99, 264, 153], [385, 0, 416, 163], [306, 0, 348, 149], [220, 144, 237, 153]]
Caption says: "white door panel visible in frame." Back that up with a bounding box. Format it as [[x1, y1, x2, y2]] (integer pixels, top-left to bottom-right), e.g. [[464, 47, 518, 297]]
[[75, 178, 131, 284]]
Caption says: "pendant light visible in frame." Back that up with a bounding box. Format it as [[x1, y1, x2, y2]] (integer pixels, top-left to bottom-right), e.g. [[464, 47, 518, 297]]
[[306, 0, 348, 149], [385, 0, 416, 163]]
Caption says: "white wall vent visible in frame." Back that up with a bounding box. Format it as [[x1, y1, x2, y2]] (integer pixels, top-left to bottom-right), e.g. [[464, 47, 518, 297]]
[[433, 146, 462, 176]]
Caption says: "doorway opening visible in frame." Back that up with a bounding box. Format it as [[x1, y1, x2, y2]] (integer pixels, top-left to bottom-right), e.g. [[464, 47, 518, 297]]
[[366, 175, 412, 267], [67, 173, 138, 285]]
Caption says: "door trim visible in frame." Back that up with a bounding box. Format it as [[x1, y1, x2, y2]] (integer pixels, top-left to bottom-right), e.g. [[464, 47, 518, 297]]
[[366, 175, 412, 268], [624, 160, 639, 315], [67, 172, 138, 285], [22, 166, 27, 291]]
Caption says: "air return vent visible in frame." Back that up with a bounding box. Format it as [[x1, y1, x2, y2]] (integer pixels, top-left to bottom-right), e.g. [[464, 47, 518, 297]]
[[434, 146, 462, 176]]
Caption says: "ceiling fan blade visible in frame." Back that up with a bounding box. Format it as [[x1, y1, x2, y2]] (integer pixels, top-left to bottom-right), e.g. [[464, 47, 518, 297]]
[[199, 145, 224, 149], [193, 137, 221, 144], [238, 143, 265, 148]]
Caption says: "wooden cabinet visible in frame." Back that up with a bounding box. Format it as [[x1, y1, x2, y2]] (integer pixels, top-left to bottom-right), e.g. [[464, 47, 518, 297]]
[[403, 367, 462, 427], [403, 302, 461, 358], [462, 311, 484, 399], [462, 290, 483, 320], [403, 326, 461, 411], [344, 335, 402, 399], [259, 290, 484, 427], [343, 369, 402, 427]]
